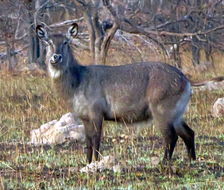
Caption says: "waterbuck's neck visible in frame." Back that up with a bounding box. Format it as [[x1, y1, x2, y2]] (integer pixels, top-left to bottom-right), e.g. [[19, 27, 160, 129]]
[[49, 46, 84, 102]]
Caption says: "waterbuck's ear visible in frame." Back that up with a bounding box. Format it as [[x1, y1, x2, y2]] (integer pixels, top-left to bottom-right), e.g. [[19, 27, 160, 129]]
[[67, 23, 78, 38], [36, 25, 48, 41]]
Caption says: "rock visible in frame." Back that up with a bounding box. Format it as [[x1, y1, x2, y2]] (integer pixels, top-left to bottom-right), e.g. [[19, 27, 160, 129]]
[[212, 98, 224, 117], [80, 155, 121, 173], [30, 112, 85, 145], [150, 156, 160, 166]]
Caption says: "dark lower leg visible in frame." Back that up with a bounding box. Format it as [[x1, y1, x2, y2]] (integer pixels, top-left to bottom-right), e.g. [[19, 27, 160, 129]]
[[85, 136, 93, 163], [93, 133, 102, 161], [180, 121, 196, 161], [163, 125, 178, 161], [83, 118, 102, 163]]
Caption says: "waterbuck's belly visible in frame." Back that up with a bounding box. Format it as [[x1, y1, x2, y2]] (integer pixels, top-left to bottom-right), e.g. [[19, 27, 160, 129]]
[[104, 110, 152, 123], [104, 101, 152, 123], [72, 92, 152, 123]]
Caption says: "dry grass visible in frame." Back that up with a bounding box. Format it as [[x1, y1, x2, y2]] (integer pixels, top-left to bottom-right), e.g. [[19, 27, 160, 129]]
[[0, 51, 224, 189]]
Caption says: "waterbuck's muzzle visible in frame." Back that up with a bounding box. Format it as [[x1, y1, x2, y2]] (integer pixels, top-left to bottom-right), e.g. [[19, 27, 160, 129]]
[[50, 54, 62, 65]]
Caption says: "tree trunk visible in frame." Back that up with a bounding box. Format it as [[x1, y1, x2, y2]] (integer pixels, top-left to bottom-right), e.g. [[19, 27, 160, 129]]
[[25, 0, 46, 68], [83, 11, 96, 63], [75, 0, 118, 65], [28, 32, 40, 64], [26, 0, 40, 64], [6, 41, 17, 71]]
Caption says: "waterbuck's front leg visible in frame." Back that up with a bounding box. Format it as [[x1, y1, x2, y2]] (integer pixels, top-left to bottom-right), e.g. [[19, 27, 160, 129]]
[[82, 118, 103, 163]]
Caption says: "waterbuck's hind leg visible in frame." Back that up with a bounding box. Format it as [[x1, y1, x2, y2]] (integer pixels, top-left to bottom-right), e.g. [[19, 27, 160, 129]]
[[176, 121, 196, 161], [182, 121, 196, 161], [82, 118, 103, 164]]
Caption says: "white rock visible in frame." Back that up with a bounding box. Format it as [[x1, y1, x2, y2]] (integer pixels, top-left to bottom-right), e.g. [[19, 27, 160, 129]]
[[80, 155, 121, 173], [30, 112, 85, 145], [59, 112, 77, 124], [150, 156, 160, 166], [212, 98, 224, 117]]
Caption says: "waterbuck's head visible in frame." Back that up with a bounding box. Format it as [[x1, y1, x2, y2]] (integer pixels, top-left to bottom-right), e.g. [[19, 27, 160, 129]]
[[36, 23, 78, 78]]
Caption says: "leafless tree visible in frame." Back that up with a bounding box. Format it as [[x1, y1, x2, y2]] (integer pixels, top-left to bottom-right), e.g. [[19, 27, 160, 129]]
[[103, 0, 224, 67], [72, 0, 118, 64], [0, 0, 21, 70]]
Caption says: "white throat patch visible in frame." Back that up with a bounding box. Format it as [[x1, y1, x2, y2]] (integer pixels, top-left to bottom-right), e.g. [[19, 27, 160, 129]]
[[46, 45, 62, 79], [48, 64, 62, 79]]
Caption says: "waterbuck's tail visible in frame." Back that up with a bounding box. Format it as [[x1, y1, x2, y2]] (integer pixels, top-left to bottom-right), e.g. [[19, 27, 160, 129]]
[[190, 76, 224, 87]]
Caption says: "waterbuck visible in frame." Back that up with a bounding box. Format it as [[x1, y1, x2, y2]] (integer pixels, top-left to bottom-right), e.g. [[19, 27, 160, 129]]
[[36, 23, 196, 164]]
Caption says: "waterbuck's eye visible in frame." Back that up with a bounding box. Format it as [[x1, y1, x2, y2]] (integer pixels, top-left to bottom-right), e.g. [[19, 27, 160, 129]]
[[63, 41, 68, 45]]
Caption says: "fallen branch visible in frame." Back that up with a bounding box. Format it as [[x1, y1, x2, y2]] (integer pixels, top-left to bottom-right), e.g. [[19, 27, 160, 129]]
[[0, 34, 28, 46], [49, 17, 84, 28], [147, 25, 224, 38], [117, 31, 143, 61], [0, 45, 29, 60]]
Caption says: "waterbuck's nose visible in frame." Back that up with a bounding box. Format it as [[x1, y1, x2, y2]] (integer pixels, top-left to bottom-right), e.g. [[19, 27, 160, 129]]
[[52, 54, 62, 63]]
